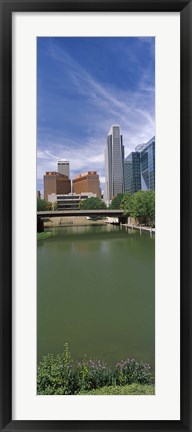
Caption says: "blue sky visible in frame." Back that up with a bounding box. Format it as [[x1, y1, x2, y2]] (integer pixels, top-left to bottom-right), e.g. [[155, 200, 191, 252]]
[[37, 37, 155, 193]]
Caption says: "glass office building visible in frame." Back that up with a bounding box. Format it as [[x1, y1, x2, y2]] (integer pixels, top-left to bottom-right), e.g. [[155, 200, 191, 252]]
[[124, 136, 155, 193], [124, 152, 141, 193], [138, 137, 155, 190]]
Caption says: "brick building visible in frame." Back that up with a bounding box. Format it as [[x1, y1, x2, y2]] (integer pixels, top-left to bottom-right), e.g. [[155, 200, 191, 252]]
[[72, 171, 101, 197], [44, 171, 71, 201]]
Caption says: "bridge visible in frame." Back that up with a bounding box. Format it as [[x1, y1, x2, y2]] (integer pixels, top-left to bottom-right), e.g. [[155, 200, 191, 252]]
[[37, 210, 127, 232]]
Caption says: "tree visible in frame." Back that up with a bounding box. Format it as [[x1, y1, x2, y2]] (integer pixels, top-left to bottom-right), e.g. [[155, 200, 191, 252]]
[[110, 193, 124, 209], [145, 191, 155, 226], [37, 198, 52, 211], [120, 191, 155, 226], [79, 197, 106, 210], [131, 190, 155, 226], [120, 193, 133, 216], [51, 201, 58, 211]]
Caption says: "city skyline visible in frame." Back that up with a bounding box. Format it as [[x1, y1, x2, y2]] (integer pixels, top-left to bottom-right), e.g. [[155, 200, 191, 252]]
[[37, 37, 155, 193]]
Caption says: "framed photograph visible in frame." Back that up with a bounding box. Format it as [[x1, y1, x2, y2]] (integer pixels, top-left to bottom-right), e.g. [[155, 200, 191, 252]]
[[0, 0, 191, 431]]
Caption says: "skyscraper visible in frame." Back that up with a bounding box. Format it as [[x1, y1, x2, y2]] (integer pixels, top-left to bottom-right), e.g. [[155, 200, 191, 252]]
[[57, 160, 70, 178], [136, 136, 155, 190], [124, 152, 141, 194], [104, 125, 124, 204], [124, 136, 155, 194]]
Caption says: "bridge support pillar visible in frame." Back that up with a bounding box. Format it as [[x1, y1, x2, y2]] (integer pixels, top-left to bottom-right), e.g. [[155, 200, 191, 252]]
[[118, 216, 128, 225], [37, 216, 44, 233]]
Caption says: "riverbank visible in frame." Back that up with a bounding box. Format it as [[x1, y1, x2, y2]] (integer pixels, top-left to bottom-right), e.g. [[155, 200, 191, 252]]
[[123, 223, 155, 234], [44, 216, 106, 228], [79, 383, 155, 395]]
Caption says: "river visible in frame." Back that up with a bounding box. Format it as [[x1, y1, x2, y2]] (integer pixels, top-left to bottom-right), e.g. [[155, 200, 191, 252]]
[[37, 224, 155, 370]]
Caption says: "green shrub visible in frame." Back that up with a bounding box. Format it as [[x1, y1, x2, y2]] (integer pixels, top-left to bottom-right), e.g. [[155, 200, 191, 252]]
[[37, 343, 79, 395], [37, 344, 154, 395], [76, 359, 113, 391], [114, 359, 153, 386]]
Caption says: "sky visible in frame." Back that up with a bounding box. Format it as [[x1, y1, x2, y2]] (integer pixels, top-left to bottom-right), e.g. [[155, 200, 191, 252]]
[[37, 37, 155, 194]]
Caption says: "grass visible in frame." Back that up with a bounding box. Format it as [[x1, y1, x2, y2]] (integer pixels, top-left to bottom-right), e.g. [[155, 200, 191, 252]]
[[37, 231, 52, 240], [78, 383, 155, 395]]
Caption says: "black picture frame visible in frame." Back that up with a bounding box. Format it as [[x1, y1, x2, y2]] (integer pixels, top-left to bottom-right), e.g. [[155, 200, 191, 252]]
[[0, 0, 191, 431]]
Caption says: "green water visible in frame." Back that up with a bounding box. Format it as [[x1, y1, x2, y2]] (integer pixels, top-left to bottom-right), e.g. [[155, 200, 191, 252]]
[[37, 225, 155, 369]]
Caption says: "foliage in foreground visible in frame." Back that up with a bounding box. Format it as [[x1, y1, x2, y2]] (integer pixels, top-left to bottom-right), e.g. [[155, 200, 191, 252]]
[[37, 231, 52, 240], [37, 343, 154, 395], [79, 383, 155, 395]]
